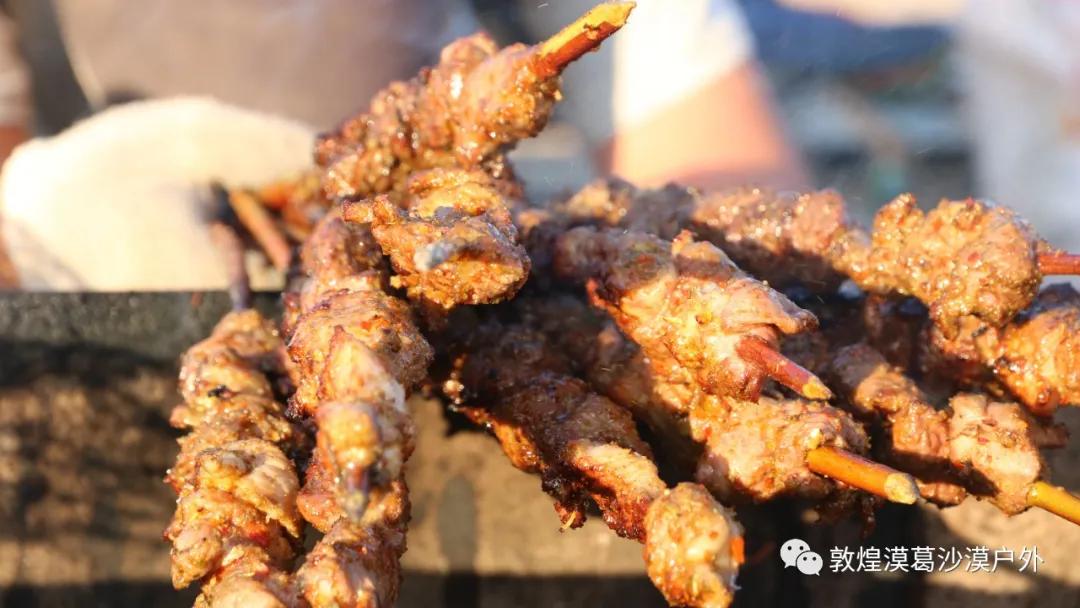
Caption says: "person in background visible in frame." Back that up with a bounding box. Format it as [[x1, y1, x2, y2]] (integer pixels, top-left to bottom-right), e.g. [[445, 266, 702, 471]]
[[0, 0, 479, 289], [519, 0, 808, 192], [773, 0, 1080, 252]]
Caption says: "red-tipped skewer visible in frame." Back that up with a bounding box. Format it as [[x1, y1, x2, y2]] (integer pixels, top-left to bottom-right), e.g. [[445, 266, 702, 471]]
[[1038, 252, 1080, 276], [736, 336, 834, 401]]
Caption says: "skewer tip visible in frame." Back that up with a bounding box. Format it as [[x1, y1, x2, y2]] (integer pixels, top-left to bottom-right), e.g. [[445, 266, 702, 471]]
[[535, 2, 636, 78], [801, 377, 834, 401], [735, 336, 834, 401], [883, 472, 920, 505], [1028, 481, 1080, 525], [226, 188, 293, 272], [806, 446, 921, 505], [208, 222, 252, 311]]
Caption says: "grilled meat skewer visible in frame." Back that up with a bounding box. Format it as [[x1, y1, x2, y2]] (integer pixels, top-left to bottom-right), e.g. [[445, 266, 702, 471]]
[[553, 226, 826, 402], [517, 294, 913, 508], [342, 168, 529, 313], [447, 321, 744, 608], [551, 178, 1075, 337], [165, 307, 306, 604], [924, 284, 1080, 414], [317, 2, 634, 200], [286, 209, 432, 529], [830, 343, 1073, 518]]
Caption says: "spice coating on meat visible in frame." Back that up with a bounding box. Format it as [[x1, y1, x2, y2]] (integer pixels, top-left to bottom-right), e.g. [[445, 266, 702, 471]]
[[994, 285, 1080, 411], [193, 555, 298, 608], [298, 393, 413, 530], [829, 344, 967, 506], [344, 169, 530, 310], [553, 176, 694, 242], [550, 178, 869, 291], [644, 484, 743, 608], [690, 396, 868, 503], [947, 393, 1066, 514], [165, 440, 302, 589], [690, 187, 870, 291], [860, 196, 1042, 334], [453, 323, 662, 537], [554, 226, 818, 400], [915, 285, 1080, 414], [450, 321, 742, 606], [178, 309, 288, 408], [294, 480, 410, 608], [317, 31, 567, 200], [288, 291, 430, 412]]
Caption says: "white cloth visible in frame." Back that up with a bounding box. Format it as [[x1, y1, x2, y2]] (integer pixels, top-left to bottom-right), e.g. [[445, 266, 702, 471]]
[[0, 97, 314, 290]]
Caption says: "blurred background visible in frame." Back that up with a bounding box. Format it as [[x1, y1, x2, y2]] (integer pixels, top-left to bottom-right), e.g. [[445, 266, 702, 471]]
[[0, 0, 1078, 606], [0, 0, 1077, 290]]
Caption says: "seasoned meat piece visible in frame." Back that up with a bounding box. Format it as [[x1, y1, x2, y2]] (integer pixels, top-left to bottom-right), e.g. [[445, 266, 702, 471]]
[[947, 393, 1067, 514], [691, 396, 869, 504], [167, 487, 295, 590], [193, 554, 297, 608], [283, 207, 388, 337], [860, 196, 1042, 334], [995, 284, 1080, 411], [450, 321, 742, 606], [920, 316, 1000, 392], [453, 323, 661, 536], [829, 344, 967, 506], [317, 4, 633, 199], [554, 227, 819, 401], [287, 290, 432, 416], [178, 309, 286, 408], [167, 400, 302, 492], [165, 440, 301, 589], [517, 294, 695, 417], [690, 187, 869, 291], [294, 480, 410, 608], [299, 208, 386, 286], [554, 176, 694, 241], [344, 169, 529, 310], [644, 484, 743, 608], [549, 178, 869, 291], [188, 440, 302, 538], [193, 555, 297, 608], [920, 285, 1080, 414], [298, 395, 413, 528]]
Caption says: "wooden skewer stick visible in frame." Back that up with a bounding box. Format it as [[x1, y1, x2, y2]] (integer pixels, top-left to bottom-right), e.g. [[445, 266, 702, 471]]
[[208, 222, 252, 311], [806, 446, 920, 504], [226, 188, 292, 272], [1027, 481, 1080, 525], [254, 179, 295, 211], [1037, 252, 1080, 276], [534, 2, 635, 78], [736, 336, 834, 401]]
